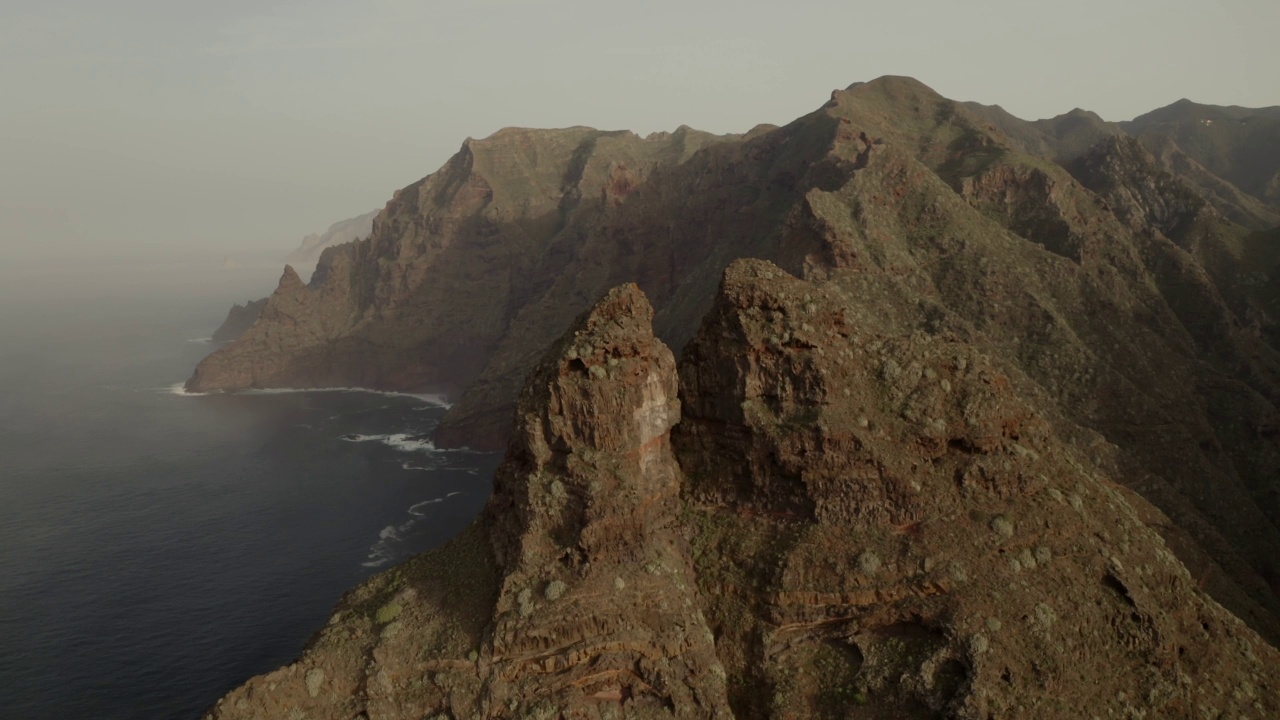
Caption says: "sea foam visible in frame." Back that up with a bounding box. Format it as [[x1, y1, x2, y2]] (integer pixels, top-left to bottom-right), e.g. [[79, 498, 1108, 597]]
[[408, 498, 444, 515], [341, 433, 438, 453], [242, 387, 452, 408], [362, 493, 462, 567], [163, 384, 451, 408]]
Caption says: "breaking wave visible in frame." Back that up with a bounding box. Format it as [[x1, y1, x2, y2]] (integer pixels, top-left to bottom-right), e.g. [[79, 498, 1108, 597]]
[[340, 433, 437, 453], [408, 498, 444, 515], [162, 384, 451, 408], [242, 387, 452, 408], [362, 493, 463, 567]]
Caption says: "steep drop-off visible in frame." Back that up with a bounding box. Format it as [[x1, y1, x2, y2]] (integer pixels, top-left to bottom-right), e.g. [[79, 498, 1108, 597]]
[[285, 210, 378, 280], [206, 273, 1279, 719], [188, 77, 1280, 644], [210, 298, 268, 344], [188, 125, 741, 402]]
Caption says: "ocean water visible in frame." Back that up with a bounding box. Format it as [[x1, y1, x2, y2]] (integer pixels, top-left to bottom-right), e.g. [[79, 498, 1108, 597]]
[[0, 257, 500, 720]]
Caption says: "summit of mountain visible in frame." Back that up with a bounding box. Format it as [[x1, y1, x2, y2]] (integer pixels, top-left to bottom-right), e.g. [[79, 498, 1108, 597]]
[[1122, 99, 1280, 214]]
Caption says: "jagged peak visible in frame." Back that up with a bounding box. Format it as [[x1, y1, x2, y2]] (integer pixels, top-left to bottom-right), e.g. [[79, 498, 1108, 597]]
[[716, 257, 804, 309], [490, 281, 682, 567], [507, 282, 677, 464], [558, 283, 654, 351], [276, 264, 304, 292]]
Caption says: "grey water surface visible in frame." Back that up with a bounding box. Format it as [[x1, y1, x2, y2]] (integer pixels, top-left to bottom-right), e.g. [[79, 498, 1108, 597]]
[[0, 258, 498, 719]]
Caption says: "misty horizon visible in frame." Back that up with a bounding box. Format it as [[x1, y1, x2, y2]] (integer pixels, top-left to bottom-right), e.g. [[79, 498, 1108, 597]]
[[3, 0, 1276, 278]]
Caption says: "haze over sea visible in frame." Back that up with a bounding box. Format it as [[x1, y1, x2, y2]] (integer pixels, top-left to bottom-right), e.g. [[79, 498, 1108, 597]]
[[0, 253, 499, 720]]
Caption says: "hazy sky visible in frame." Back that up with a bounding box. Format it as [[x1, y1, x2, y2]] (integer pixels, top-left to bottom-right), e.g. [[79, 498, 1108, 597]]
[[1, 0, 1275, 267]]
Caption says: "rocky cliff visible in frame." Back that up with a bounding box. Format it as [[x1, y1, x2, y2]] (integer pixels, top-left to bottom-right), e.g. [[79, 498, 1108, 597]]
[[206, 211, 378, 345], [188, 125, 741, 402], [210, 298, 268, 344], [188, 77, 1280, 651], [206, 273, 1279, 719], [187, 79, 1280, 451], [285, 210, 379, 280]]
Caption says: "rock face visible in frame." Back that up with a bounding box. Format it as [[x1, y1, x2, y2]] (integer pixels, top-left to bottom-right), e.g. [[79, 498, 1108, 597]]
[[187, 264, 361, 391], [480, 284, 729, 717], [210, 298, 267, 344], [205, 275, 1280, 719], [204, 211, 377, 345], [187, 126, 743, 403], [285, 210, 378, 280], [676, 260, 1280, 718]]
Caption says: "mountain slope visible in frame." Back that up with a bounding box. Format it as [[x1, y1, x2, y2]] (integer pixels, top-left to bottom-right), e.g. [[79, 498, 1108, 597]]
[[205, 274, 1280, 720], [1123, 99, 1280, 220], [187, 77, 1280, 642]]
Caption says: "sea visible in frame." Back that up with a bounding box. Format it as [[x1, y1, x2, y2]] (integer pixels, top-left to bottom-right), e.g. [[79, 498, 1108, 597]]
[[0, 252, 500, 720]]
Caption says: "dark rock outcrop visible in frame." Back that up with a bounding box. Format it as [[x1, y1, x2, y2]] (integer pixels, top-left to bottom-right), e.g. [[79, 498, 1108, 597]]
[[187, 264, 364, 391], [205, 272, 1280, 719], [210, 298, 267, 344]]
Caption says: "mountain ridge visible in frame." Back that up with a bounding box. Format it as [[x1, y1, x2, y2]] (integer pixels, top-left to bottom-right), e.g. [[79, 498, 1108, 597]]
[[188, 76, 1280, 657], [1122, 98, 1280, 213]]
